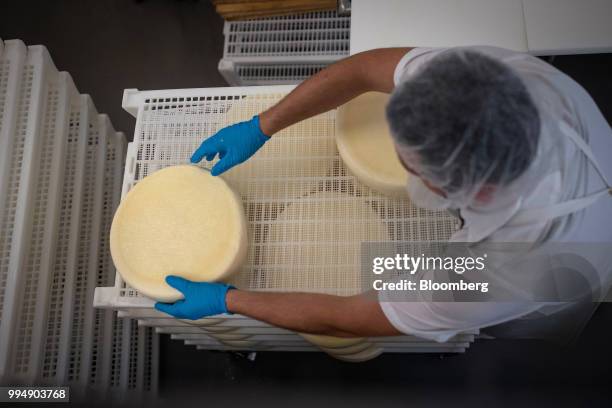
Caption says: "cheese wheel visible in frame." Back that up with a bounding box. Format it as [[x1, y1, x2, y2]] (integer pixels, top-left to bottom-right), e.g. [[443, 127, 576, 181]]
[[220, 97, 336, 201], [219, 339, 260, 348], [110, 165, 247, 302], [336, 92, 409, 197], [207, 332, 251, 341], [332, 345, 383, 362], [257, 191, 389, 295], [321, 341, 373, 355], [201, 325, 239, 334], [300, 333, 365, 349], [180, 318, 224, 327]]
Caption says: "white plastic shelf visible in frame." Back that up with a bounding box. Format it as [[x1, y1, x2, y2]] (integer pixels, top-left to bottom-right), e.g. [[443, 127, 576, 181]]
[[0, 43, 59, 381], [66, 109, 108, 386], [186, 340, 469, 353], [80, 125, 126, 391], [223, 10, 350, 61], [219, 10, 350, 85], [11, 71, 77, 383], [196, 346, 468, 353], [40, 94, 93, 384], [0, 37, 157, 398], [219, 60, 328, 86], [0, 40, 27, 381], [94, 85, 473, 357], [114, 323, 159, 403]]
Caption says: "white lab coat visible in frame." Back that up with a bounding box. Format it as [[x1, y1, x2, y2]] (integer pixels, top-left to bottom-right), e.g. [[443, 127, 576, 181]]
[[379, 46, 612, 342]]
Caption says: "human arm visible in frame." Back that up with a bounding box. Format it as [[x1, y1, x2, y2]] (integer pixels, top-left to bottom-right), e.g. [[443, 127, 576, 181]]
[[191, 48, 411, 175], [226, 289, 401, 337], [258, 47, 412, 135], [154, 277, 541, 341], [154, 276, 401, 337]]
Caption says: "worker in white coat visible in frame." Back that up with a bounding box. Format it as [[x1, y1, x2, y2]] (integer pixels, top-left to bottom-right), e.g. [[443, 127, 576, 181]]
[[155, 46, 612, 341]]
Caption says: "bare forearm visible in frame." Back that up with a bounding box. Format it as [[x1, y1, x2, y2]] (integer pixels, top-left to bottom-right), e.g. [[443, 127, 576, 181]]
[[259, 47, 411, 135], [225, 290, 400, 337]]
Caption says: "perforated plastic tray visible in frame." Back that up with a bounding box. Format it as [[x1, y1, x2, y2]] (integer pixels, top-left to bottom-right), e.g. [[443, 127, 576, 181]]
[[92, 132, 128, 394], [40, 94, 93, 384], [164, 327, 474, 353], [0, 37, 157, 395], [65, 110, 108, 386], [79, 124, 126, 390], [11, 71, 77, 383], [192, 343, 467, 353], [223, 10, 350, 62], [171, 333, 474, 343], [218, 60, 328, 86], [219, 10, 350, 85], [0, 43, 59, 381], [0, 39, 27, 381], [94, 86, 472, 354], [186, 340, 468, 352], [113, 323, 158, 403]]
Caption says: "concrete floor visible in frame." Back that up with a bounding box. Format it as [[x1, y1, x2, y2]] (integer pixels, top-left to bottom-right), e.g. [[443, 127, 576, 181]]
[[0, 0, 226, 138], [2, 1, 611, 406]]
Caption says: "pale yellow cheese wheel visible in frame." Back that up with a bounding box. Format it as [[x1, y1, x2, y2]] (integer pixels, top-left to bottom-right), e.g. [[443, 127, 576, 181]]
[[336, 92, 409, 197], [321, 341, 373, 355], [300, 334, 381, 362], [201, 325, 240, 334], [256, 191, 389, 295], [332, 345, 383, 362], [110, 165, 247, 302], [300, 333, 365, 349], [180, 318, 224, 327], [219, 339, 260, 348], [207, 332, 251, 341]]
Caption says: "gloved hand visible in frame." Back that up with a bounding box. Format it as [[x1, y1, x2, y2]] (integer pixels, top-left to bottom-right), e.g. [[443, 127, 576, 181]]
[[154, 276, 234, 320], [190, 115, 270, 176]]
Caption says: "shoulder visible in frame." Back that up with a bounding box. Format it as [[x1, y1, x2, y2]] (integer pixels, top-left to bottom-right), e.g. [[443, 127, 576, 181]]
[[393, 47, 447, 86]]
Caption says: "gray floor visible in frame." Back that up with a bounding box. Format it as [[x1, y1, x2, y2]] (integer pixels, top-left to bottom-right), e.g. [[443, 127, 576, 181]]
[[2, 1, 612, 407], [0, 0, 226, 138]]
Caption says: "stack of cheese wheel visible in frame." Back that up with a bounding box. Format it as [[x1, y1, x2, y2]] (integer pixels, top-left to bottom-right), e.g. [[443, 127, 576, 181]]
[[336, 92, 409, 197], [179, 318, 225, 327], [181, 318, 260, 348], [258, 190, 389, 361], [257, 191, 389, 294], [221, 96, 336, 201], [110, 165, 248, 302], [300, 334, 383, 362]]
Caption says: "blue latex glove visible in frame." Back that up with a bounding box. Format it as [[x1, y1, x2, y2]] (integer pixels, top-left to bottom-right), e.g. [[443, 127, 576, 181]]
[[154, 276, 234, 320], [191, 115, 270, 176]]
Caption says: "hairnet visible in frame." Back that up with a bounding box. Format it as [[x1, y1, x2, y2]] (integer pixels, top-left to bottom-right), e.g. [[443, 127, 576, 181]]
[[384, 47, 610, 328], [386, 48, 541, 208]]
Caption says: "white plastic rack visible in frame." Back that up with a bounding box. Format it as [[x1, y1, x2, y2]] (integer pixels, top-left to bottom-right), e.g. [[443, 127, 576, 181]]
[[218, 10, 350, 85], [94, 85, 476, 358], [0, 38, 157, 400]]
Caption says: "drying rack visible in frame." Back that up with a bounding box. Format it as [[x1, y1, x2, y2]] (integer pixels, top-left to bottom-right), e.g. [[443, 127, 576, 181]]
[[94, 85, 476, 355], [218, 10, 350, 85], [0, 39, 158, 400]]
